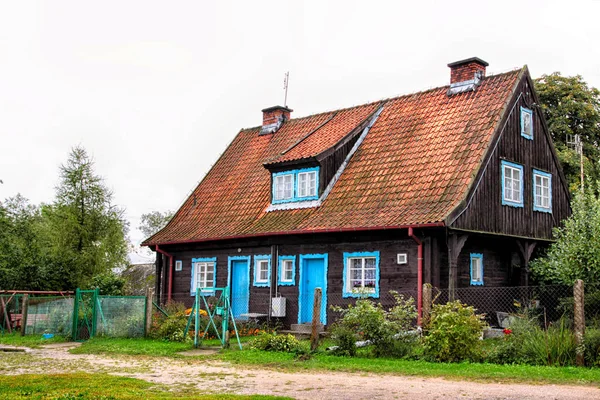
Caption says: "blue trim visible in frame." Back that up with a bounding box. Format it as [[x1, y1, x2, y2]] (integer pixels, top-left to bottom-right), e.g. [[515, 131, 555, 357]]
[[342, 251, 380, 298], [272, 167, 320, 204], [520, 106, 533, 140], [277, 255, 296, 286], [533, 169, 552, 213], [470, 253, 484, 286], [298, 253, 328, 325], [190, 257, 217, 296], [253, 254, 271, 287], [501, 160, 524, 208]]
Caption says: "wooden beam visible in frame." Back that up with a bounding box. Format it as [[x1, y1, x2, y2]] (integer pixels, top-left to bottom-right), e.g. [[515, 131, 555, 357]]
[[516, 240, 536, 286], [448, 232, 469, 300]]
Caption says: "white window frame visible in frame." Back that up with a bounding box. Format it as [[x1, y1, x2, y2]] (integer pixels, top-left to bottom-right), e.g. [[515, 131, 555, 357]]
[[253, 255, 271, 287], [274, 173, 294, 201], [343, 251, 380, 298], [194, 261, 215, 291], [470, 253, 483, 286], [298, 171, 317, 198], [501, 161, 524, 207], [533, 169, 552, 213]]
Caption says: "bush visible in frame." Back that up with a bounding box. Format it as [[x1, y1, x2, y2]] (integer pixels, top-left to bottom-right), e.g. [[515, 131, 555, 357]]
[[487, 316, 576, 366], [330, 291, 417, 358], [150, 301, 188, 342], [423, 301, 486, 362], [249, 333, 300, 352], [585, 328, 600, 367]]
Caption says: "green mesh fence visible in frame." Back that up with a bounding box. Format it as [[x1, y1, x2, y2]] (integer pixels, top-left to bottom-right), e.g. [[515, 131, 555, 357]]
[[26, 296, 74, 336], [95, 296, 146, 338]]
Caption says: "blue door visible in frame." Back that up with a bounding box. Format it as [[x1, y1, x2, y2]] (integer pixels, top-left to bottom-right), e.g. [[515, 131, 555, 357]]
[[299, 254, 327, 324], [229, 257, 250, 319]]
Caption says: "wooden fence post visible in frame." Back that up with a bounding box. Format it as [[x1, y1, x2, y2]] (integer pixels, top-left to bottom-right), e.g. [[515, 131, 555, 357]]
[[20, 294, 29, 336], [422, 284, 432, 327], [574, 279, 585, 367], [310, 288, 322, 351], [145, 289, 154, 337]]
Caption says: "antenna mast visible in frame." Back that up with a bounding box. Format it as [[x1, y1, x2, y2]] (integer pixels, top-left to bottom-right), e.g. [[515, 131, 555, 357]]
[[283, 71, 289, 107], [567, 134, 585, 192]]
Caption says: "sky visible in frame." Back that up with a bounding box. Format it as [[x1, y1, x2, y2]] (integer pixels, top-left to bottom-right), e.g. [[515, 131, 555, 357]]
[[1, 0, 599, 263]]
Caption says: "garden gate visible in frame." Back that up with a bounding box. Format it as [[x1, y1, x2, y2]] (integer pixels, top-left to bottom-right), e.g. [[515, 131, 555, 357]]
[[72, 288, 99, 341]]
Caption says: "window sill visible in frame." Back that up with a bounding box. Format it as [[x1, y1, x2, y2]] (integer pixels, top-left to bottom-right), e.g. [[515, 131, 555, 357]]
[[343, 289, 379, 299], [253, 281, 270, 288], [501, 200, 524, 208], [278, 280, 295, 286], [267, 199, 321, 212]]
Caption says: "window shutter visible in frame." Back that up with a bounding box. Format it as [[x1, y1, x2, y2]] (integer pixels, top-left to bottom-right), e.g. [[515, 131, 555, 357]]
[[190, 262, 196, 296]]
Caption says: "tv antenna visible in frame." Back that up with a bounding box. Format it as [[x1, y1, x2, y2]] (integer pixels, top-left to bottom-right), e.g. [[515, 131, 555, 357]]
[[567, 134, 584, 192], [283, 71, 289, 107]]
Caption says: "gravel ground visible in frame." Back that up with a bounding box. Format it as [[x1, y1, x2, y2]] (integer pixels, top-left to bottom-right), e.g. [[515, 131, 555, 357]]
[[1, 343, 600, 400]]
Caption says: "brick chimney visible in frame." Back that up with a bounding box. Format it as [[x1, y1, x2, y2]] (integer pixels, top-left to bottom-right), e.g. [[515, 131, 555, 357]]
[[447, 57, 489, 95], [260, 105, 292, 135]]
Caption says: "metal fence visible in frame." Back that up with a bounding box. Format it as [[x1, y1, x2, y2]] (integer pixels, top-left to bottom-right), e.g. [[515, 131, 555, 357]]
[[0, 291, 147, 339], [170, 283, 600, 331]]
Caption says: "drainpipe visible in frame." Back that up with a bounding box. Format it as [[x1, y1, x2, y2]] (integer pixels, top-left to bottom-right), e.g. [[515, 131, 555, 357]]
[[408, 227, 423, 326], [155, 245, 173, 303]]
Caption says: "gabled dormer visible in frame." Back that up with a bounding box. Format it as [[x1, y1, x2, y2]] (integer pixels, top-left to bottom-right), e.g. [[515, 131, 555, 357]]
[[264, 102, 384, 211]]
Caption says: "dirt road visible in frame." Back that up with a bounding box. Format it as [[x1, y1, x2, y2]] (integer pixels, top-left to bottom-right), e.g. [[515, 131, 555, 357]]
[[2, 343, 599, 400]]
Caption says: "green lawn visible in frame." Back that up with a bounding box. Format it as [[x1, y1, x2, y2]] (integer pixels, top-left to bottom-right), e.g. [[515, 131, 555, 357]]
[[0, 333, 66, 348], [0, 373, 290, 399]]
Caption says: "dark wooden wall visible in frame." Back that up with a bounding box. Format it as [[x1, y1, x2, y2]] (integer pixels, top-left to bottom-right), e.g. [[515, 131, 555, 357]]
[[159, 230, 420, 327], [450, 74, 571, 239], [318, 134, 360, 193]]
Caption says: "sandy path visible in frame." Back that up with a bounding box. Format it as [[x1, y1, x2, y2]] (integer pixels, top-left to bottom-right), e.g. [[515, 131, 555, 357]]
[[2, 343, 600, 400]]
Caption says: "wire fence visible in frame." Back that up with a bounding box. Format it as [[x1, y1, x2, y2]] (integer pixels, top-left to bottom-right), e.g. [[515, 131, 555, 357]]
[[0, 292, 147, 339]]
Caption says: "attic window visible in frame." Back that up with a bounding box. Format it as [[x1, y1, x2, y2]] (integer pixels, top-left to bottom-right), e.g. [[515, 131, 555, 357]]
[[521, 107, 533, 140], [272, 167, 319, 204]]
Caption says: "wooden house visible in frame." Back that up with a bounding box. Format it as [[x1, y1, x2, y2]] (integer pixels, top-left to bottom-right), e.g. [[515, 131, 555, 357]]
[[143, 57, 571, 326]]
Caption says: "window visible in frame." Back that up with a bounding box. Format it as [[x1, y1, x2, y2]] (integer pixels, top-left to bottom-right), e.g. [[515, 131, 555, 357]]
[[274, 173, 293, 201], [271, 167, 319, 204], [470, 253, 484, 286], [521, 107, 533, 140], [278, 256, 296, 286], [501, 160, 524, 207], [253, 255, 271, 287], [175, 260, 182, 272], [298, 171, 317, 198], [533, 169, 552, 213], [343, 251, 380, 298], [191, 257, 217, 295]]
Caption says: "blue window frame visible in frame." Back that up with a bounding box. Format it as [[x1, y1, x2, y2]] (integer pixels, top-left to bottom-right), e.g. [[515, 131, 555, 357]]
[[253, 255, 271, 287], [521, 107, 533, 140], [277, 255, 296, 286], [501, 160, 524, 208], [470, 253, 484, 286], [533, 169, 552, 213], [190, 257, 217, 296], [272, 167, 319, 204], [342, 251, 380, 298]]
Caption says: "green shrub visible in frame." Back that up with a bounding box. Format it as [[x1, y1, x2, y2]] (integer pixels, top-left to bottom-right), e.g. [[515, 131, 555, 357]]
[[423, 301, 486, 362], [585, 328, 600, 367], [487, 316, 576, 366], [150, 301, 188, 342], [330, 291, 417, 358], [249, 333, 300, 352]]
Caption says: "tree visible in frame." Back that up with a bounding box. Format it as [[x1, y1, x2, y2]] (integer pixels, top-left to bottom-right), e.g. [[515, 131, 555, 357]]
[[139, 210, 173, 239], [42, 146, 129, 288], [530, 187, 600, 285], [534, 73, 600, 192]]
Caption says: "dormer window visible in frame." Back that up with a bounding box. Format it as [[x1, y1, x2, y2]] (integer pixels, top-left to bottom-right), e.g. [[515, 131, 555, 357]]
[[272, 167, 319, 204]]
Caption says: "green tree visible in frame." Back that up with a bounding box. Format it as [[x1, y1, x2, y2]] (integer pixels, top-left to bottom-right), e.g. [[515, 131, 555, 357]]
[[534, 73, 600, 192], [139, 210, 173, 239], [530, 187, 600, 285], [42, 146, 129, 288]]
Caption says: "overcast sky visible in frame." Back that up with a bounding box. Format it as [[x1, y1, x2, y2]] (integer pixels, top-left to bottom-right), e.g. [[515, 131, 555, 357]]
[[1, 0, 599, 263]]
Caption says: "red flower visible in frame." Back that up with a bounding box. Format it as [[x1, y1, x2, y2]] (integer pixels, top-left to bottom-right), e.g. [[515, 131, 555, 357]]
[[503, 328, 512, 335]]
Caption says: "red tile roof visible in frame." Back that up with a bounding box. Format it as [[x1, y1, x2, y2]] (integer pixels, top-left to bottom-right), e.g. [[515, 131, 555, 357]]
[[145, 68, 522, 246]]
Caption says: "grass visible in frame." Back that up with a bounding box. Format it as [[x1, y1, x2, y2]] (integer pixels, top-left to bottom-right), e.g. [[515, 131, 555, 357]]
[[70, 337, 195, 357], [0, 373, 291, 399], [0, 333, 66, 348], [216, 349, 600, 386]]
